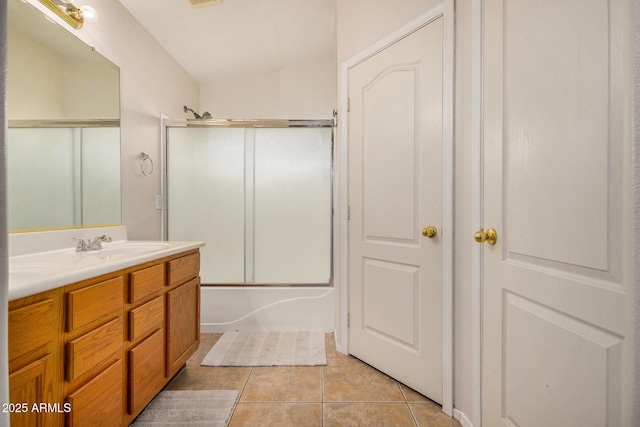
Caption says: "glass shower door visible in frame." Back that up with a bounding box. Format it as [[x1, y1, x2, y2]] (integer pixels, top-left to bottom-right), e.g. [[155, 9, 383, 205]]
[[167, 125, 332, 285], [167, 127, 246, 283]]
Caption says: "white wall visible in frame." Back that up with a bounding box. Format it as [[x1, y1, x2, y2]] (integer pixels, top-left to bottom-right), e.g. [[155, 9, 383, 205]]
[[630, 0, 640, 424], [7, 24, 119, 120], [335, 0, 475, 424], [24, 0, 199, 240], [0, 1, 9, 423], [199, 55, 335, 119]]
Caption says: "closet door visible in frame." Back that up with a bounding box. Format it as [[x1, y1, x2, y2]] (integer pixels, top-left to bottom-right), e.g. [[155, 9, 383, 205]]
[[481, 0, 630, 425]]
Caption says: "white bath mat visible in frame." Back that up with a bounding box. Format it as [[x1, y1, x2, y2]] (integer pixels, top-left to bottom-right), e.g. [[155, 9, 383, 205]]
[[201, 331, 327, 367], [130, 390, 238, 426]]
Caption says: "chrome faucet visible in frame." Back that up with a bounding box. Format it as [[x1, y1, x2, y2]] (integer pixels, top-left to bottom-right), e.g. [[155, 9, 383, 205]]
[[74, 234, 112, 252]]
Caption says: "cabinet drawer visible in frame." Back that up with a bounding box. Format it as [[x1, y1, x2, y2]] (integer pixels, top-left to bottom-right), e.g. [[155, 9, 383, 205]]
[[9, 299, 55, 369], [66, 359, 123, 427], [128, 296, 164, 343], [66, 317, 122, 382], [67, 277, 123, 333], [129, 263, 165, 304], [168, 252, 200, 287], [128, 329, 165, 416]]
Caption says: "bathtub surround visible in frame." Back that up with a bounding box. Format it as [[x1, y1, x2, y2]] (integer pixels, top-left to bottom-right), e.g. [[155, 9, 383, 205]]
[[201, 331, 326, 367], [200, 286, 335, 333], [130, 390, 238, 426]]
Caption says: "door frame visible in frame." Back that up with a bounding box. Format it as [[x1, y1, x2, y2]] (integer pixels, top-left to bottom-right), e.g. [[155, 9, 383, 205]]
[[335, 0, 454, 415], [470, 1, 483, 425]]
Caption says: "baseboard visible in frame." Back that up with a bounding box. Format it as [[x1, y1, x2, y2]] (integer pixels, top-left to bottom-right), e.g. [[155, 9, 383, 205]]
[[453, 408, 474, 427]]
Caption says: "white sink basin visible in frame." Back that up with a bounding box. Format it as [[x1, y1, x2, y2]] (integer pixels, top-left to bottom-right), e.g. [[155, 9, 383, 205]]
[[86, 242, 172, 256]]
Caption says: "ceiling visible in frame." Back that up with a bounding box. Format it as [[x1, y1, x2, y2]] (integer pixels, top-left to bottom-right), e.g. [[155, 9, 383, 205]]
[[118, 0, 336, 84]]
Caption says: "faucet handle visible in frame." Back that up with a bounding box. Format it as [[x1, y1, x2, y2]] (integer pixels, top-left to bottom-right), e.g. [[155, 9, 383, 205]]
[[73, 238, 87, 252]]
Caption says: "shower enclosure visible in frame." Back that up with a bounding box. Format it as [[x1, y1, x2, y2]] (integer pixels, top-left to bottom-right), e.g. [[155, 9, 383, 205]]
[[164, 119, 333, 286]]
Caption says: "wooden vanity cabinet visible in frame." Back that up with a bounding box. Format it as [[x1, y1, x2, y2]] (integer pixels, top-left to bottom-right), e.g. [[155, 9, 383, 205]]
[[7, 249, 201, 427]]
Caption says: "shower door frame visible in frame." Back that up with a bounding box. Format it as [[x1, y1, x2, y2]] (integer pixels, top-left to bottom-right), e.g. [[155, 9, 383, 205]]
[[161, 118, 336, 287]]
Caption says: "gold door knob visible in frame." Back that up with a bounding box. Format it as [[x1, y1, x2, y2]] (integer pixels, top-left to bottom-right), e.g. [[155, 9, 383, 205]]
[[422, 226, 437, 238], [474, 228, 497, 245]]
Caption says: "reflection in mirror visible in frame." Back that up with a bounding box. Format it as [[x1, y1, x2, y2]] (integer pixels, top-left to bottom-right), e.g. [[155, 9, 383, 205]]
[[7, 0, 121, 233]]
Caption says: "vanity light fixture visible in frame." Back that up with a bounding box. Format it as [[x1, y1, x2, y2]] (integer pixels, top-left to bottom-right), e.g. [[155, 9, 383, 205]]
[[38, 0, 98, 29], [186, 0, 223, 8]]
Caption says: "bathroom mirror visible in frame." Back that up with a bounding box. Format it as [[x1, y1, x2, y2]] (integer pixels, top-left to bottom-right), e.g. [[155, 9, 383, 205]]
[[7, 0, 121, 232]]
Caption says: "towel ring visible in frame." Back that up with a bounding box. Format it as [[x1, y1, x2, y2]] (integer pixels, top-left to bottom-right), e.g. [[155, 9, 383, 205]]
[[140, 152, 154, 176]]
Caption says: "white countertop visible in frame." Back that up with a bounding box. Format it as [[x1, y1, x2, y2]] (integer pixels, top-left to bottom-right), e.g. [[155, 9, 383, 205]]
[[9, 240, 205, 301]]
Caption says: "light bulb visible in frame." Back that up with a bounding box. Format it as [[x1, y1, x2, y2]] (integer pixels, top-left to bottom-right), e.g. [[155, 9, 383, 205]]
[[79, 5, 98, 24]]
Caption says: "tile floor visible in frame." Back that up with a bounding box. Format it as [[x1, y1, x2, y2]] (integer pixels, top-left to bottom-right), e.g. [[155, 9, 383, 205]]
[[166, 333, 462, 427]]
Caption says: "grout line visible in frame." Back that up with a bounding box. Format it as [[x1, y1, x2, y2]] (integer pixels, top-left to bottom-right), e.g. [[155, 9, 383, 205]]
[[406, 402, 420, 427], [397, 381, 408, 403], [227, 366, 254, 424], [396, 381, 420, 426], [321, 363, 325, 426]]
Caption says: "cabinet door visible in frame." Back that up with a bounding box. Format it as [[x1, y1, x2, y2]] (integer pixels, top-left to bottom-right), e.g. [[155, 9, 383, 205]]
[[128, 329, 165, 416], [166, 278, 200, 376], [66, 360, 123, 427], [9, 355, 58, 427]]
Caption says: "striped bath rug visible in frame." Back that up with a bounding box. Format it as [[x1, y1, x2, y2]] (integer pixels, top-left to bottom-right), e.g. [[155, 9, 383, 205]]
[[130, 390, 238, 426], [201, 331, 327, 367]]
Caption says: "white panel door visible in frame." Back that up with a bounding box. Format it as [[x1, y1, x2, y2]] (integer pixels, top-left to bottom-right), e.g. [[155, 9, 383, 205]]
[[348, 18, 445, 402], [482, 0, 630, 425]]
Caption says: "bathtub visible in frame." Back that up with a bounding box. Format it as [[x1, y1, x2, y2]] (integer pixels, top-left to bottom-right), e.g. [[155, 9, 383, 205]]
[[200, 286, 335, 333]]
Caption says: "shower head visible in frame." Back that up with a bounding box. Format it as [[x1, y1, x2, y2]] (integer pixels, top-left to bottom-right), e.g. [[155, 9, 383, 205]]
[[183, 105, 211, 120], [183, 105, 200, 119]]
